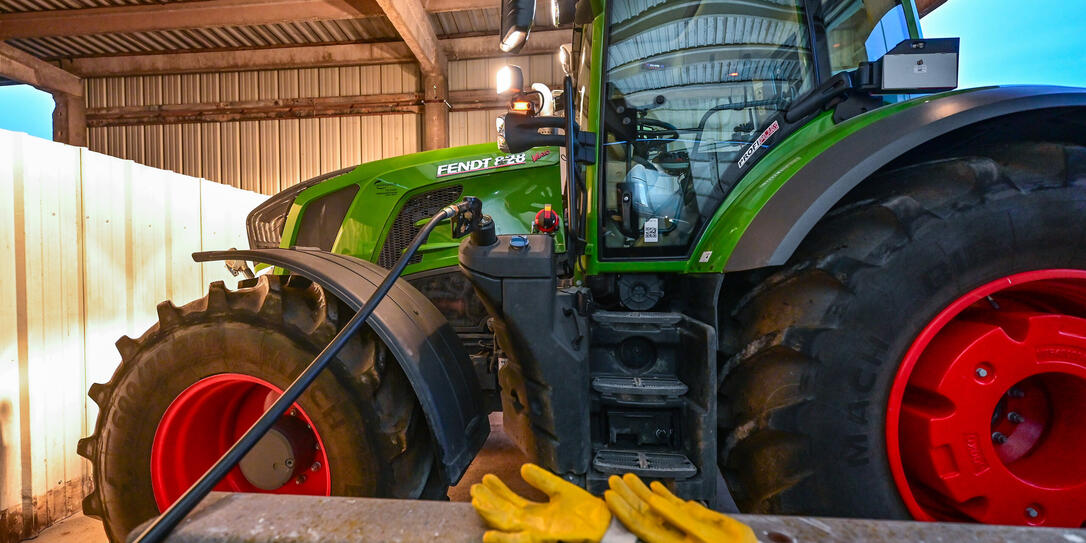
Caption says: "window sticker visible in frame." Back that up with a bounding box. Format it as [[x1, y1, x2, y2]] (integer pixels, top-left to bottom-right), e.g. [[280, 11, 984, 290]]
[[644, 218, 659, 243]]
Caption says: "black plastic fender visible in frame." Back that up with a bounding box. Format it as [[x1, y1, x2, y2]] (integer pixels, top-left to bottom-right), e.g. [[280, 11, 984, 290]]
[[725, 85, 1086, 271], [193, 248, 489, 485]]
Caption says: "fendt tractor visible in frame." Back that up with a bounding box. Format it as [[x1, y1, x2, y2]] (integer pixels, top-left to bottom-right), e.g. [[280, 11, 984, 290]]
[[79, 0, 1086, 539]]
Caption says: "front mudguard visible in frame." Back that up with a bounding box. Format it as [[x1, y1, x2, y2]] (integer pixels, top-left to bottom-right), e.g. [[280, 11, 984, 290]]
[[194, 248, 489, 485]]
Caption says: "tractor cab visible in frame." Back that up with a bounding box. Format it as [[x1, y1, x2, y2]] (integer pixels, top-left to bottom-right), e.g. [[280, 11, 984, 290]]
[[496, 0, 952, 264]]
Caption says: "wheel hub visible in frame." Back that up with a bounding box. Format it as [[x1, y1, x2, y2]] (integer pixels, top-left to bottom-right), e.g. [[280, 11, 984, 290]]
[[890, 271, 1086, 528], [238, 416, 317, 490], [151, 374, 330, 510]]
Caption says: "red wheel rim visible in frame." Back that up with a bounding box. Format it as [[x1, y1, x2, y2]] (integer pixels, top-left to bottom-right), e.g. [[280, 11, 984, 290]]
[[888, 270, 1086, 527], [151, 374, 332, 510]]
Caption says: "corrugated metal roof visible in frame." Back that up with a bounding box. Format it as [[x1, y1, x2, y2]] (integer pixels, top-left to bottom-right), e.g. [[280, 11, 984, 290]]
[[0, 0, 190, 14], [431, 8, 499, 35], [431, 6, 550, 35], [7, 17, 401, 59]]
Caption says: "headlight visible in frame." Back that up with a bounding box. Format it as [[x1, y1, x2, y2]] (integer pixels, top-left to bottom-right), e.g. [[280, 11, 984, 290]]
[[246, 166, 356, 249]]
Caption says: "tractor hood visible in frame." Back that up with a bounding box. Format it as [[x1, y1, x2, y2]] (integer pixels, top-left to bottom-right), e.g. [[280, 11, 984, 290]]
[[273, 142, 563, 274]]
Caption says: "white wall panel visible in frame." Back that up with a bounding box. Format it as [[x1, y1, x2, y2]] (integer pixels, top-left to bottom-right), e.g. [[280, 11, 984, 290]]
[[16, 135, 85, 522], [0, 130, 264, 541], [0, 129, 24, 518]]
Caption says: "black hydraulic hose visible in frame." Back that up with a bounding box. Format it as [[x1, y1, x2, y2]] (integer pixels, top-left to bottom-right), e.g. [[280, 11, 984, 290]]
[[133, 201, 469, 543]]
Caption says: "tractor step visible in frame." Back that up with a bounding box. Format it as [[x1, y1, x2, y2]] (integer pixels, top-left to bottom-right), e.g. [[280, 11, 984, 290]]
[[591, 376, 687, 406], [592, 449, 697, 479]]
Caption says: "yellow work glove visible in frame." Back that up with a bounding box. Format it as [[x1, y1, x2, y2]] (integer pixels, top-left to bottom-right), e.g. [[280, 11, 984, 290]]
[[470, 463, 612, 543], [604, 473, 756, 543]]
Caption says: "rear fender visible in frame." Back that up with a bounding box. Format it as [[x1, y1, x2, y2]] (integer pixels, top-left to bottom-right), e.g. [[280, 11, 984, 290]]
[[724, 85, 1086, 271], [194, 248, 488, 485]]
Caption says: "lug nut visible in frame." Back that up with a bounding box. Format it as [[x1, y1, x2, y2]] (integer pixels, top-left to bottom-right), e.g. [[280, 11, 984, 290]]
[[1025, 506, 1039, 519], [310, 462, 321, 472], [975, 367, 989, 378], [289, 408, 298, 417], [295, 475, 307, 485], [992, 432, 1008, 445], [284, 458, 294, 469], [1008, 412, 1024, 424]]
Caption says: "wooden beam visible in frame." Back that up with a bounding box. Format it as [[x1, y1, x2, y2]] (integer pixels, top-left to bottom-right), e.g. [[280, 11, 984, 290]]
[[371, 0, 446, 76], [449, 88, 505, 110], [423, 0, 548, 16], [0, 0, 385, 41], [423, 0, 492, 11], [52, 92, 87, 146], [62, 29, 571, 77], [61, 41, 415, 76], [915, 0, 950, 16], [85, 93, 423, 126], [0, 42, 82, 96], [84, 89, 505, 126], [422, 71, 449, 149]]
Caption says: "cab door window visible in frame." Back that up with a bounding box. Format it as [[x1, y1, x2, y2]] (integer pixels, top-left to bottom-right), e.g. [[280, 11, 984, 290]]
[[599, 0, 816, 258]]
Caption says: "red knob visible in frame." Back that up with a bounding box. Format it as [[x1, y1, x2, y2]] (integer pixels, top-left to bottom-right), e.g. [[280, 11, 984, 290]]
[[534, 205, 559, 233]]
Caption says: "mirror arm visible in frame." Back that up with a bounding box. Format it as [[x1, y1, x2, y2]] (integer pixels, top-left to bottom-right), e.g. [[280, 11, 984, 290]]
[[784, 70, 861, 123], [563, 76, 582, 247]]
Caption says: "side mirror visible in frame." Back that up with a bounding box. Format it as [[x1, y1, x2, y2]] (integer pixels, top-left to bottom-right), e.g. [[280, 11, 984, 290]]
[[500, 0, 535, 53], [558, 43, 573, 77], [873, 38, 959, 93], [497, 114, 565, 153], [785, 38, 960, 123], [550, 0, 574, 26]]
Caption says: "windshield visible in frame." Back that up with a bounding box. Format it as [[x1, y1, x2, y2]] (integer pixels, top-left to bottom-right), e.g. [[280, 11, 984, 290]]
[[596, 0, 900, 258]]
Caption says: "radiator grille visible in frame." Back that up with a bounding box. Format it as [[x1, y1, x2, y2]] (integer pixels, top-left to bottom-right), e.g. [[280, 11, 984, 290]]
[[377, 185, 463, 269]]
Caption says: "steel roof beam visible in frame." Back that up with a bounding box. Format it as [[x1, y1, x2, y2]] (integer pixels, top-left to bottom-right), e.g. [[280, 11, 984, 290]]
[[59, 29, 570, 77]]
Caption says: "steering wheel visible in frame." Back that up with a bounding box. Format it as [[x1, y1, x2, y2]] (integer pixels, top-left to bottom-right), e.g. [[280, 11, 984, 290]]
[[635, 117, 679, 156], [636, 118, 679, 143]]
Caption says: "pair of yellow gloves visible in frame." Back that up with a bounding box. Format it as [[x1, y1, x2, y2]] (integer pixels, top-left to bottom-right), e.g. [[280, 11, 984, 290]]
[[470, 463, 756, 543]]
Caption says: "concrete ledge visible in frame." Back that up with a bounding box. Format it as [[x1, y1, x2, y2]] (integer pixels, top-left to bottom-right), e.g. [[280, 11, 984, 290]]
[[132, 493, 1085, 542]]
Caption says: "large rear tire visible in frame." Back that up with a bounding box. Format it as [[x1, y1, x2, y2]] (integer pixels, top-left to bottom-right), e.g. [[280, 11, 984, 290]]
[[78, 275, 443, 542], [718, 142, 1086, 527]]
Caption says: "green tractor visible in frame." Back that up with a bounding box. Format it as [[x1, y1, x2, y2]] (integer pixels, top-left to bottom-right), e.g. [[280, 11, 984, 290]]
[[80, 0, 1086, 539]]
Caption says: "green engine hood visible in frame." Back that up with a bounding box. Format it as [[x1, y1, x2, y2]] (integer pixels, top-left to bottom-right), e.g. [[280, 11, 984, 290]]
[[281, 143, 564, 274]]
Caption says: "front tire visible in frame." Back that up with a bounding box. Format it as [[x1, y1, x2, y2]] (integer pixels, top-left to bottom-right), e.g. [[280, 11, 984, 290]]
[[718, 142, 1086, 527], [78, 275, 442, 542]]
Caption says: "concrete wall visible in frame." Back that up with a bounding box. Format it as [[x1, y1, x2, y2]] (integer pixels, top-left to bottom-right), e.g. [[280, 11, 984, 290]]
[[83, 54, 563, 195], [0, 128, 265, 542]]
